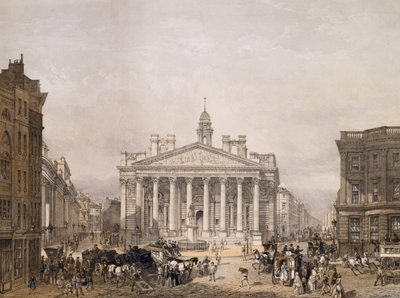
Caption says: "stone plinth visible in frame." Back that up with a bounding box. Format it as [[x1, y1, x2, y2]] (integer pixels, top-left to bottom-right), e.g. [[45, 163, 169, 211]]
[[187, 224, 198, 243]]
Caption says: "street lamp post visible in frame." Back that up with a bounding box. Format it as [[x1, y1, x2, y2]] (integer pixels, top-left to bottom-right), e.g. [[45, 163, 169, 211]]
[[331, 219, 337, 262]]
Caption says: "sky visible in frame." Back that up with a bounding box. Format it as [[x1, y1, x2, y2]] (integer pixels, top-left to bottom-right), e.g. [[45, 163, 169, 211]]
[[1, 0, 400, 218]]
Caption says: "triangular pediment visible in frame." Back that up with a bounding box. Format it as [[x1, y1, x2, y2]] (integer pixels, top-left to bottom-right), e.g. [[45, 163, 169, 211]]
[[136, 143, 260, 168]]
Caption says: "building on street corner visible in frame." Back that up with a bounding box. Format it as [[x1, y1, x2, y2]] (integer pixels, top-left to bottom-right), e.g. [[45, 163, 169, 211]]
[[0, 55, 46, 292], [336, 126, 400, 255], [102, 197, 121, 232], [117, 104, 280, 245]]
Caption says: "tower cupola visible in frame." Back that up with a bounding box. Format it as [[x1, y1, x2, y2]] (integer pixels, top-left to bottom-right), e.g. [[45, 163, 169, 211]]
[[196, 97, 213, 146]]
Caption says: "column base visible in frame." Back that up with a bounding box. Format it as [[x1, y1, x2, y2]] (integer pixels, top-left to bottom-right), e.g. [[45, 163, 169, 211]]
[[202, 231, 210, 238], [218, 231, 227, 238], [236, 231, 244, 238], [168, 230, 178, 237], [252, 231, 262, 245]]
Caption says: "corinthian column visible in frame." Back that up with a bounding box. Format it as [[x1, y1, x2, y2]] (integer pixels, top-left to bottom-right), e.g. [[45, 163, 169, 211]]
[[219, 177, 227, 235], [253, 177, 260, 231], [185, 177, 193, 225], [203, 177, 210, 236], [236, 178, 243, 234], [152, 177, 159, 228], [136, 177, 143, 231], [120, 178, 127, 230], [169, 177, 176, 232]]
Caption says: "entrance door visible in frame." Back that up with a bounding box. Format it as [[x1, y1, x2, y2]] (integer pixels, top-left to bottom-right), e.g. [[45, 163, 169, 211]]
[[196, 210, 203, 236]]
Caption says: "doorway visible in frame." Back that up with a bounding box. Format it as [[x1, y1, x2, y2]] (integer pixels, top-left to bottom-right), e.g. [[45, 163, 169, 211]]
[[196, 210, 203, 236]]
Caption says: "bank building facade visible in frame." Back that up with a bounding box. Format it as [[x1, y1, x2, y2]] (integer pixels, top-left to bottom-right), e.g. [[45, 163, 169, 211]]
[[117, 107, 280, 245]]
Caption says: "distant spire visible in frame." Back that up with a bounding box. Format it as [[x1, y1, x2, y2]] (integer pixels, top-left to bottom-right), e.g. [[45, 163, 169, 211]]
[[204, 97, 207, 112]]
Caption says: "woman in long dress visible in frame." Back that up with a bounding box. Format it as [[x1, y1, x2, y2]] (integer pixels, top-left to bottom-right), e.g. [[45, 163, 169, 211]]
[[280, 261, 289, 282], [293, 272, 304, 295]]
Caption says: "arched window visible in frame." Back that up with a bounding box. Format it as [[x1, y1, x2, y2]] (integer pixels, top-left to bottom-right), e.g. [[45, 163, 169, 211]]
[[0, 132, 11, 181], [1, 108, 11, 121]]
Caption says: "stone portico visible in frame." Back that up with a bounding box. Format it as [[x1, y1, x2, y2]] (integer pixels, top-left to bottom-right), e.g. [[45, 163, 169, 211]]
[[117, 106, 279, 245]]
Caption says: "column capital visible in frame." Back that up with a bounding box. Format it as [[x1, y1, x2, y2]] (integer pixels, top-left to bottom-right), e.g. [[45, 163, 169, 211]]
[[202, 177, 210, 184], [119, 178, 128, 186], [219, 177, 227, 184], [252, 177, 259, 185], [236, 177, 244, 185], [135, 176, 143, 184], [185, 177, 194, 184], [169, 177, 177, 184], [152, 177, 159, 183]]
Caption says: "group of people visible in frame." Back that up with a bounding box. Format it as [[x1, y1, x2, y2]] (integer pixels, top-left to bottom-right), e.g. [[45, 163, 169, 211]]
[[38, 252, 95, 297]]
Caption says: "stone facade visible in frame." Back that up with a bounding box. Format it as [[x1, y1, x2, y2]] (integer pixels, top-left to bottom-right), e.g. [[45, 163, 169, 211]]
[[276, 187, 316, 241], [102, 197, 121, 232], [117, 107, 280, 245], [336, 126, 400, 255], [0, 56, 46, 292], [41, 143, 80, 247]]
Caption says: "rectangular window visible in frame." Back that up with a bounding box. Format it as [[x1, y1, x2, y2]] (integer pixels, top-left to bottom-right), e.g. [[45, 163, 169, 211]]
[[352, 184, 360, 204], [282, 202, 286, 210], [18, 131, 21, 154], [0, 199, 11, 219], [390, 216, 400, 239], [349, 217, 361, 243], [23, 171, 27, 192], [23, 134, 27, 155], [17, 170, 21, 191], [372, 153, 379, 169], [351, 156, 360, 171], [370, 216, 379, 241], [373, 183, 379, 202], [394, 182, 400, 201], [394, 153, 400, 167], [23, 101, 27, 116]]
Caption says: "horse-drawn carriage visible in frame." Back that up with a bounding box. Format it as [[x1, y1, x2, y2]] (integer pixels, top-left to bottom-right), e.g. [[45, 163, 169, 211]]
[[271, 255, 296, 286], [379, 244, 400, 270]]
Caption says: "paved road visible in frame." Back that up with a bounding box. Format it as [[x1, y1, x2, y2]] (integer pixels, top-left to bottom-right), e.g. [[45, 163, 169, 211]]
[[5, 240, 400, 297]]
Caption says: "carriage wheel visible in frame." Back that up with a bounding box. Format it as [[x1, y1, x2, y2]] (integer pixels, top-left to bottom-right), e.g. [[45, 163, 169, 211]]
[[382, 258, 395, 270], [95, 263, 102, 276], [322, 284, 331, 294]]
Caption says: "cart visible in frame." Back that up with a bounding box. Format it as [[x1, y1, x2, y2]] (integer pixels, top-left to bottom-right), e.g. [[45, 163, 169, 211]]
[[379, 244, 400, 270]]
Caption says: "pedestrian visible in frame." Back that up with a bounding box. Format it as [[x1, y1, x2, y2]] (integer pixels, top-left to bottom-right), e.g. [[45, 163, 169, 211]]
[[49, 259, 56, 284], [333, 274, 344, 298], [216, 249, 222, 265], [374, 265, 384, 286], [293, 272, 303, 295], [28, 273, 37, 295], [72, 271, 85, 297], [307, 267, 317, 292], [56, 268, 65, 289], [85, 266, 94, 290], [39, 256, 46, 282], [157, 265, 164, 285], [209, 262, 217, 282], [242, 245, 247, 261], [238, 267, 251, 289], [280, 261, 289, 283]]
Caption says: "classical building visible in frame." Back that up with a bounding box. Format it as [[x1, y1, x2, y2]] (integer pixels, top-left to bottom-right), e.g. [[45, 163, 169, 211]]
[[102, 197, 121, 232], [0, 56, 46, 292], [41, 143, 80, 247], [77, 192, 102, 235], [336, 126, 400, 254], [277, 187, 299, 241], [89, 201, 102, 234], [117, 106, 280, 245]]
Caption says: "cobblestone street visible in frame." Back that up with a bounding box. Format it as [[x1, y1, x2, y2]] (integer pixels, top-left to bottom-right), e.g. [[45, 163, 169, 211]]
[[4, 242, 400, 298]]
